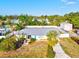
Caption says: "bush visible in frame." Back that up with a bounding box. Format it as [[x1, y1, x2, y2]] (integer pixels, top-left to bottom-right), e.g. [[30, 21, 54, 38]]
[[71, 37, 79, 44], [15, 35, 26, 48], [0, 38, 4, 43], [47, 45, 55, 58], [0, 36, 17, 51], [71, 37, 79, 41], [29, 38, 36, 43], [16, 24, 24, 31], [16, 37, 26, 49]]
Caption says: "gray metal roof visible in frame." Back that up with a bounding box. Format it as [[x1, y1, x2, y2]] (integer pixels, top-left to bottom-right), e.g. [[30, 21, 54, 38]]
[[20, 27, 61, 36]]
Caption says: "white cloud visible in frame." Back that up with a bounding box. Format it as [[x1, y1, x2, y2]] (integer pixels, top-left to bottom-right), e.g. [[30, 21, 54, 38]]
[[61, 0, 77, 5], [67, 1, 76, 5], [61, 0, 68, 2]]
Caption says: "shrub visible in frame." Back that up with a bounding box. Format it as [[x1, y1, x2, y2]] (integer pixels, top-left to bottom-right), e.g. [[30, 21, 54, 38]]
[[16, 37, 25, 49], [71, 37, 79, 44], [15, 35, 26, 48], [71, 37, 79, 41], [47, 45, 55, 58], [0, 38, 4, 43], [16, 24, 24, 30], [29, 38, 36, 43], [0, 36, 17, 51]]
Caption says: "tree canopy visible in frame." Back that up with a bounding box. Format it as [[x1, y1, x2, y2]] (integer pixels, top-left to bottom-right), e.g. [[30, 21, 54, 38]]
[[0, 12, 79, 28]]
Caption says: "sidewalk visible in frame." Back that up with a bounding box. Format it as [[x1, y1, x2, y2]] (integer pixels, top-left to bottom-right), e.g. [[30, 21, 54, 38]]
[[53, 43, 70, 58]]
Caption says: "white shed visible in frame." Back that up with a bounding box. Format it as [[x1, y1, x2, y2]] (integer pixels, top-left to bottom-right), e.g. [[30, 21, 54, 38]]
[[60, 21, 73, 31]]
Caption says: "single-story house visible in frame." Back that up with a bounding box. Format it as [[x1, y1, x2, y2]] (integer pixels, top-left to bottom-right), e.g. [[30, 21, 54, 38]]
[[0, 28, 6, 39], [0, 28, 5, 36]]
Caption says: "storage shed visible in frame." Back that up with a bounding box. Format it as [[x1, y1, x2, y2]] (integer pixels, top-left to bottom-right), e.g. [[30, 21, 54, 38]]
[[60, 21, 73, 31]]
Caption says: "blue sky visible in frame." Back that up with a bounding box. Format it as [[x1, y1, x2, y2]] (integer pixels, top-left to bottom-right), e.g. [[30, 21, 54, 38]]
[[0, 0, 79, 16]]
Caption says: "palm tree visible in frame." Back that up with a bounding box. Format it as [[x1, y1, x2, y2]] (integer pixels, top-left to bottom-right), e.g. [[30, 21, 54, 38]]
[[47, 31, 58, 46], [47, 31, 57, 40]]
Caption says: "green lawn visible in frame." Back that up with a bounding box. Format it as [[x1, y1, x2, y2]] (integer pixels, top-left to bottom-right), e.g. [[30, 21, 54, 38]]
[[60, 38, 79, 58]]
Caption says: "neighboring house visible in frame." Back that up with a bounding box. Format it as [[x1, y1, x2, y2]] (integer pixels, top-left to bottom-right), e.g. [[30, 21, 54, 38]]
[[60, 21, 73, 31], [32, 18, 50, 24], [0, 28, 5, 39], [0, 29, 5, 36], [0, 25, 11, 34], [32, 18, 42, 22], [11, 19, 19, 24], [4, 25, 11, 32], [1, 25, 11, 34], [45, 18, 50, 24]]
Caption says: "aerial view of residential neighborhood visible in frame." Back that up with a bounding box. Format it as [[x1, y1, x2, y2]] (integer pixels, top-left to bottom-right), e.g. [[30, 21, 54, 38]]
[[0, 0, 79, 58]]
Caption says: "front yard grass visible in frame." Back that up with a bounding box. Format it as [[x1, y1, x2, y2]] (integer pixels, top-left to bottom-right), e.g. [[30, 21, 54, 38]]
[[60, 38, 79, 58], [0, 40, 55, 58]]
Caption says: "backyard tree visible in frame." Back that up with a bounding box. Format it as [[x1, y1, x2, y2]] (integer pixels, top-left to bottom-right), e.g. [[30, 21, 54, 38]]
[[71, 17, 79, 28], [18, 14, 29, 26], [64, 12, 79, 28]]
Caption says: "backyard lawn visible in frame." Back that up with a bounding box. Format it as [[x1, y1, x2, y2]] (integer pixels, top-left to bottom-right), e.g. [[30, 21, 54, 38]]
[[60, 38, 79, 58]]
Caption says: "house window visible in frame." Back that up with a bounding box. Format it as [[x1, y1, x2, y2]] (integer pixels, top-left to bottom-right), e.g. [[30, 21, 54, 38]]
[[0, 33, 2, 36], [28, 35, 31, 39]]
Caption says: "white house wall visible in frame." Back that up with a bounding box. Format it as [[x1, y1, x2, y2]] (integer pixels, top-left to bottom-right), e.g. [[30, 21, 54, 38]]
[[36, 36, 48, 40], [58, 34, 69, 38], [64, 24, 72, 31], [0, 36, 5, 39]]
